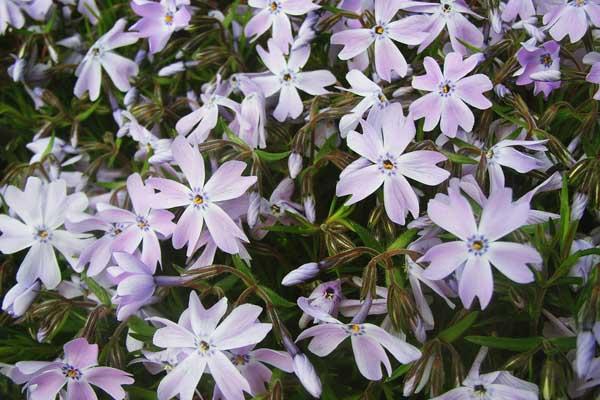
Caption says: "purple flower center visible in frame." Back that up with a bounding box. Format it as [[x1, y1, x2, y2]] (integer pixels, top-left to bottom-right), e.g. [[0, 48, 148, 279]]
[[540, 53, 553, 68], [474, 384, 487, 393], [324, 287, 336, 299], [467, 235, 489, 256], [231, 354, 250, 365], [35, 227, 51, 243], [136, 216, 150, 231], [62, 364, 82, 380]]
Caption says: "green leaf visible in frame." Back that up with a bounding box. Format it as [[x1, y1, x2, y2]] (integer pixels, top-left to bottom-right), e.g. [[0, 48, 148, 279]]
[[438, 311, 479, 343], [465, 335, 543, 352], [260, 286, 296, 308], [441, 150, 478, 165], [127, 316, 157, 338], [385, 363, 412, 382], [345, 219, 384, 252], [75, 101, 101, 121], [41, 134, 55, 160], [387, 228, 418, 251], [254, 149, 290, 162], [83, 276, 112, 306]]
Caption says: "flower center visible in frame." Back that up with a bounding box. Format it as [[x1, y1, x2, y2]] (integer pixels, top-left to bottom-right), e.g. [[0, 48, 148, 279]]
[[350, 324, 361, 333], [441, 2, 452, 13], [269, 1, 281, 13], [198, 340, 210, 352], [35, 227, 52, 243], [271, 204, 281, 215], [474, 384, 487, 393], [62, 365, 82, 381], [283, 73, 292, 82], [232, 354, 249, 366], [374, 25, 385, 35], [540, 53, 553, 68], [324, 287, 336, 300], [438, 80, 455, 97], [193, 195, 204, 205], [91, 47, 101, 56], [382, 159, 394, 170], [164, 12, 174, 25], [136, 216, 150, 231], [467, 235, 489, 256], [378, 154, 398, 176], [572, 0, 586, 6]]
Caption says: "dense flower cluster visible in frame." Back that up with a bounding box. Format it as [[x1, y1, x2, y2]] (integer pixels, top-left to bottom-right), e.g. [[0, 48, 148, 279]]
[[2, 0, 600, 399]]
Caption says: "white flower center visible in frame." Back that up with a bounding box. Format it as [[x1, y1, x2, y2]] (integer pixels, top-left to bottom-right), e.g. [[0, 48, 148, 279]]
[[467, 235, 489, 256], [190, 189, 209, 209], [34, 227, 52, 243], [377, 154, 398, 176], [438, 80, 455, 97]]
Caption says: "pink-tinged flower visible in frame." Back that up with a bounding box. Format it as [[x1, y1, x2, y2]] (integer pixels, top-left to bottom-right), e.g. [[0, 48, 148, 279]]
[[130, 0, 191, 54], [402, 0, 484, 55], [176, 77, 239, 144], [244, 0, 320, 53], [107, 252, 157, 321], [213, 346, 294, 398], [339, 69, 392, 137], [330, 0, 427, 81], [148, 291, 272, 400], [0, 0, 51, 35], [298, 280, 344, 328], [515, 39, 561, 98], [410, 52, 492, 138], [543, 0, 600, 43], [96, 173, 175, 268], [420, 185, 542, 309], [252, 41, 336, 121], [0, 178, 90, 289], [484, 138, 548, 188], [502, 0, 536, 22], [432, 347, 538, 400], [237, 77, 268, 149], [336, 106, 450, 225], [149, 136, 256, 254], [1, 280, 40, 317], [296, 298, 421, 381], [584, 51, 600, 99], [74, 19, 139, 101], [15, 337, 133, 400], [118, 112, 173, 164], [251, 178, 303, 238]]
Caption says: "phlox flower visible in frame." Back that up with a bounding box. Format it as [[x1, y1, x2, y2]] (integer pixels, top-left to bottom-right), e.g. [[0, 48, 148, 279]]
[[402, 0, 484, 55], [330, 0, 427, 81], [74, 19, 139, 101], [16, 337, 134, 400], [420, 185, 542, 309], [250, 177, 303, 239], [96, 173, 175, 268], [244, 0, 320, 53], [514, 39, 561, 98], [583, 51, 600, 99], [336, 105, 450, 225], [1, 280, 40, 317], [130, 0, 191, 54], [236, 76, 267, 149], [149, 136, 256, 254], [483, 137, 548, 188], [0, 0, 51, 35], [295, 298, 421, 381], [543, 0, 600, 43], [253, 41, 336, 121], [298, 279, 344, 328], [410, 52, 492, 138], [0, 177, 90, 289], [148, 291, 272, 400], [502, 0, 536, 22]]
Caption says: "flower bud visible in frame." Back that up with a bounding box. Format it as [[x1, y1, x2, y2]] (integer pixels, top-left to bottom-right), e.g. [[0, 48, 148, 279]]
[[571, 192, 589, 221], [1, 281, 40, 317], [282, 262, 320, 286], [303, 195, 316, 223], [288, 152, 303, 179], [292, 353, 322, 398], [247, 191, 261, 227], [494, 83, 511, 98]]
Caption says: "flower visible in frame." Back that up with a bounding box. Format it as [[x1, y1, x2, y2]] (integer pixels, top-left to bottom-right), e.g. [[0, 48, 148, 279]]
[[330, 0, 427, 81], [0, 177, 90, 289], [515, 39, 561, 98], [484, 138, 548, 189], [74, 18, 139, 101], [1, 280, 40, 317], [336, 105, 450, 225], [148, 291, 272, 400], [543, 0, 600, 43], [420, 185, 542, 309], [282, 262, 322, 285], [432, 347, 538, 399], [402, 0, 484, 55], [253, 41, 336, 121], [175, 76, 239, 144], [237, 77, 267, 149], [251, 177, 303, 238], [0, 0, 51, 35], [410, 52, 492, 137], [149, 136, 256, 254], [244, 0, 320, 52], [291, 353, 322, 398], [130, 0, 191, 54], [96, 173, 175, 268], [17, 337, 134, 400], [502, 0, 536, 22], [107, 252, 157, 321], [298, 280, 343, 328], [339, 69, 392, 137], [583, 51, 600, 100], [296, 298, 422, 380]]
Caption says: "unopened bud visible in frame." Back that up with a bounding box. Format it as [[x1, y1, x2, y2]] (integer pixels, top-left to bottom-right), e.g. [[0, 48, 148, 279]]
[[303, 195, 316, 223], [292, 353, 322, 398], [288, 152, 303, 179], [282, 262, 321, 286], [494, 83, 511, 98], [571, 192, 589, 221]]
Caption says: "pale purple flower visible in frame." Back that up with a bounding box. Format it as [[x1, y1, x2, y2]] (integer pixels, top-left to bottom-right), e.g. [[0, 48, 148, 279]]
[[485, 138, 548, 189], [281, 261, 322, 285], [244, 0, 320, 52], [569, 238, 598, 283], [1, 280, 40, 317], [515, 39, 561, 98], [149, 136, 256, 254], [543, 0, 600, 43], [330, 0, 427, 81], [0, 178, 90, 289], [213, 346, 294, 398], [96, 173, 175, 268], [291, 353, 322, 398], [0, 0, 51, 35], [402, 0, 484, 55], [288, 151, 303, 177], [175, 77, 239, 144], [74, 19, 139, 101], [432, 347, 538, 399], [339, 69, 392, 137], [130, 0, 191, 54], [336, 106, 450, 225], [420, 185, 542, 309], [253, 41, 336, 121], [298, 280, 343, 328], [583, 51, 600, 99], [107, 252, 157, 321], [502, 0, 536, 22], [148, 291, 272, 400], [251, 177, 303, 239], [236, 76, 267, 149], [296, 298, 421, 381], [17, 337, 133, 400], [410, 52, 492, 138]]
